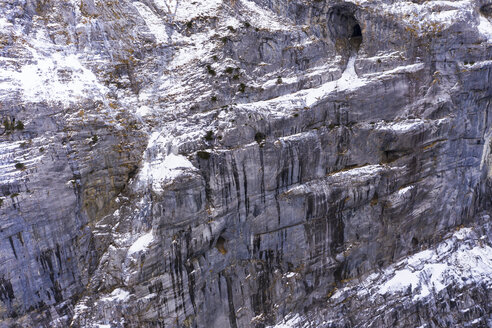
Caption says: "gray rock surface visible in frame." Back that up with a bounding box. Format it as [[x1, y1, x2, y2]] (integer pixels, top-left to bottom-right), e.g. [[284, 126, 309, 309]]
[[0, 0, 491, 327]]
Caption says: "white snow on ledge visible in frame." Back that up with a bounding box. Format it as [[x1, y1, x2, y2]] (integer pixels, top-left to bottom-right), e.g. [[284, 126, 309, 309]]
[[100, 288, 131, 303], [305, 55, 366, 107], [266, 314, 304, 328], [0, 52, 107, 105], [377, 237, 492, 301], [128, 230, 154, 255], [375, 119, 425, 133], [241, 0, 292, 31], [331, 227, 492, 302], [478, 16, 492, 42], [348, 0, 474, 37], [274, 226, 492, 327], [156, 0, 222, 21], [133, 2, 168, 44], [138, 153, 196, 192], [330, 164, 384, 179], [237, 59, 425, 118]]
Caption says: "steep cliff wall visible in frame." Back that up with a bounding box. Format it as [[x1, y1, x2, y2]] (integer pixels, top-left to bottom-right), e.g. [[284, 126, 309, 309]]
[[0, 0, 491, 327]]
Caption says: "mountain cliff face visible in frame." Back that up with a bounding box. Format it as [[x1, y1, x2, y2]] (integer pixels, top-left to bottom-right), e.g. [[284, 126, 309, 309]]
[[0, 0, 491, 327]]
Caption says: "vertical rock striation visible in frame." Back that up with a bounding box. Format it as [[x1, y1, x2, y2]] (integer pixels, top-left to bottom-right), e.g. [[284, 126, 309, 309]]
[[0, 0, 491, 327]]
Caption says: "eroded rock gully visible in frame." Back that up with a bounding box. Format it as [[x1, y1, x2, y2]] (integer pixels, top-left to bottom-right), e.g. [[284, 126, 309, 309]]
[[0, 0, 491, 327]]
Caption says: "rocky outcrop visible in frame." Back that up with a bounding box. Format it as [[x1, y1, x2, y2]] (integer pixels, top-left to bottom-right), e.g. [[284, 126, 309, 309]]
[[281, 217, 492, 328], [0, 0, 491, 327]]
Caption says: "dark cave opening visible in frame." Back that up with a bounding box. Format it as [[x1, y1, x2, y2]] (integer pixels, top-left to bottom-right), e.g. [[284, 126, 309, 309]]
[[327, 4, 362, 52], [351, 24, 362, 38], [480, 4, 492, 17], [216, 236, 227, 255], [350, 23, 362, 50]]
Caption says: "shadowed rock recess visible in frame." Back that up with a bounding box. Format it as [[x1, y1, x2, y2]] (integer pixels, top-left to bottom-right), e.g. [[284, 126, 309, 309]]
[[0, 0, 491, 327]]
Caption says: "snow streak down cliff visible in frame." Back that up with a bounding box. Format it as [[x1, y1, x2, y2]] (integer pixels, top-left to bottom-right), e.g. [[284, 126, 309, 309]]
[[0, 0, 492, 327]]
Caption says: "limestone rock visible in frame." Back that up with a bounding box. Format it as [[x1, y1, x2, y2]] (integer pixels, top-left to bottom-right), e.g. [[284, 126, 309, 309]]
[[0, 0, 491, 327]]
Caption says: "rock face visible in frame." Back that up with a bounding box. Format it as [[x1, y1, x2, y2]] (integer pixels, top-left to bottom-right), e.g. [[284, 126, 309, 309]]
[[0, 0, 491, 327]]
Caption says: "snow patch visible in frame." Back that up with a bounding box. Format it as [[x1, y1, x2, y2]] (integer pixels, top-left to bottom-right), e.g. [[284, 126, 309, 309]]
[[363, 63, 425, 78], [133, 2, 168, 44], [0, 17, 13, 30], [136, 105, 152, 117], [100, 288, 130, 302], [137, 130, 198, 193], [235, 60, 425, 119], [128, 230, 154, 255], [72, 299, 90, 320], [284, 272, 298, 279], [142, 154, 194, 180], [169, 30, 217, 68], [376, 228, 492, 300], [478, 16, 492, 42], [331, 227, 492, 305], [0, 51, 107, 105], [267, 314, 304, 328], [454, 227, 473, 240], [330, 164, 384, 179], [337, 56, 363, 89], [364, 0, 474, 37], [398, 185, 414, 195], [305, 55, 366, 106], [165, 0, 222, 21], [241, 0, 291, 31], [376, 119, 424, 132], [378, 269, 419, 295]]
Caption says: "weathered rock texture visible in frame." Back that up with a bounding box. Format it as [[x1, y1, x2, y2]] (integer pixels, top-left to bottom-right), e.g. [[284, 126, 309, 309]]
[[0, 0, 491, 327]]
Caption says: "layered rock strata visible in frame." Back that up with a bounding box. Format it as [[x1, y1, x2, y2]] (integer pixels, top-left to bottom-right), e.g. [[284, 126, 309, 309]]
[[0, 0, 491, 327]]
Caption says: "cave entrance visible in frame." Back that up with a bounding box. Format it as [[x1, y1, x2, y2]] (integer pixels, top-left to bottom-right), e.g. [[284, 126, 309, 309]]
[[216, 236, 227, 255], [350, 23, 362, 50], [480, 4, 492, 17], [352, 24, 362, 38], [328, 4, 362, 52]]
